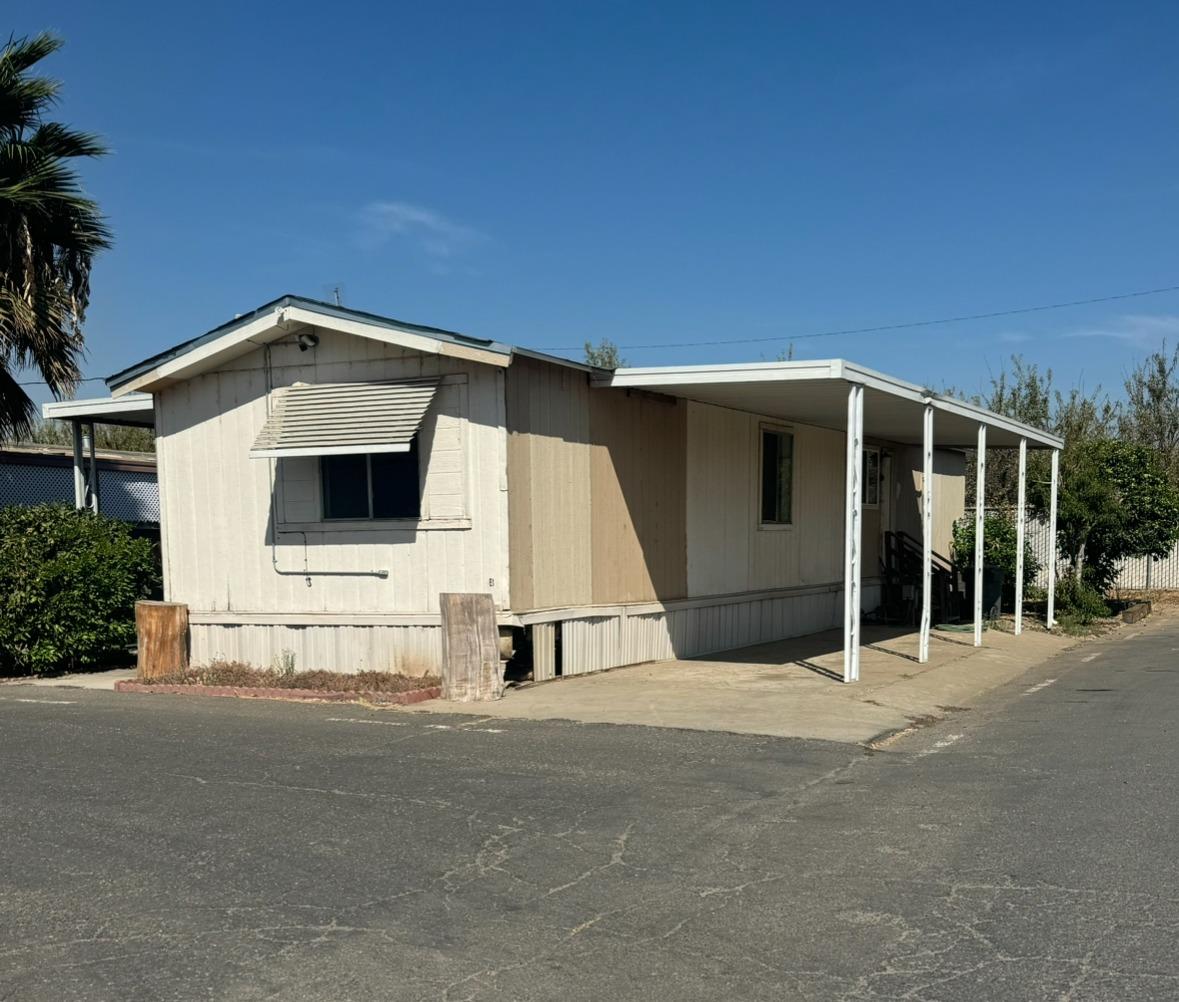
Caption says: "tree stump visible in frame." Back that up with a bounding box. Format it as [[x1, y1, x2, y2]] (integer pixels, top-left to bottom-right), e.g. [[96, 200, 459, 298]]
[[439, 593, 504, 701], [136, 601, 189, 680]]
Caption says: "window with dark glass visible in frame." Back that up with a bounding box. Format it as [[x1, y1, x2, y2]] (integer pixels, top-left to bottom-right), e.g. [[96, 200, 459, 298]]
[[862, 447, 880, 507], [759, 427, 793, 525], [321, 437, 421, 520]]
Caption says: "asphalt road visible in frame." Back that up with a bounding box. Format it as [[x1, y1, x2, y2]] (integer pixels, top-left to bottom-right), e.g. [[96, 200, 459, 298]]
[[1, 618, 1176, 1001]]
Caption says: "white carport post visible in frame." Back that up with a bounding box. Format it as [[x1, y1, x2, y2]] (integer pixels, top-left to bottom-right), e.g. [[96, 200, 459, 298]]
[[86, 421, 99, 514], [843, 382, 864, 683], [1046, 448, 1060, 628], [71, 420, 86, 510], [973, 424, 987, 647], [919, 402, 934, 663], [1014, 437, 1027, 635]]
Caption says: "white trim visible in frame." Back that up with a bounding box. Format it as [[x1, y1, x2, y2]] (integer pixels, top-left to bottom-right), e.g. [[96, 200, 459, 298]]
[[189, 611, 446, 627], [282, 306, 508, 368], [113, 310, 284, 396], [254, 442, 413, 458], [1047, 449, 1059, 628], [1015, 437, 1027, 636], [278, 517, 472, 533], [510, 580, 852, 625], [919, 403, 933, 663], [598, 359, 1063, 449], [43, 393, 155, 425], [843, 382, 864, 683], [114, 306, 509, 397], [974, 424, 986, 647]]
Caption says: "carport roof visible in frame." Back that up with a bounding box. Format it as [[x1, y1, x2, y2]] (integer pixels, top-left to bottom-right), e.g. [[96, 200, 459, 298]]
[[596, 359, 1063, 450], [41, 393, 155, 428]]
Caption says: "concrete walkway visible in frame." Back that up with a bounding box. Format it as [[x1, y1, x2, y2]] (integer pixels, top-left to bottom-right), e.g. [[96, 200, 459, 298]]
[[417, 623, 1089, 744], [0, 668, 135, 691]]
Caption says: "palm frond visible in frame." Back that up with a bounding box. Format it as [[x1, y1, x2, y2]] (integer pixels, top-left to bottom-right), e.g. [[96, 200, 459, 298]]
[[0, 361, 36, 442], [0, 31, 107, 439]]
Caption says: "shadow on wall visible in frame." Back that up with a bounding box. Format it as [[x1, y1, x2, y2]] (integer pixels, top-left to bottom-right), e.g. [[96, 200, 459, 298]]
[[586, 387, 688, 603], [893, 446, 967, 557]]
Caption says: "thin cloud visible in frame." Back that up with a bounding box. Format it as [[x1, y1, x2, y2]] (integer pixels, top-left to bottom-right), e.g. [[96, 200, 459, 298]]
[[1061, 314, 1179, 347], [358, 201, 486, 260]]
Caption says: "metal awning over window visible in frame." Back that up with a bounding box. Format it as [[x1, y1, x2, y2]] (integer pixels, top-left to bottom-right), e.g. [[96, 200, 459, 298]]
[[250, 378, 439, 458]]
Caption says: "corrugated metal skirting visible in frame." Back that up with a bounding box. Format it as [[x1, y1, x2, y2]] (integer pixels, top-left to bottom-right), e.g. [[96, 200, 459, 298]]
[[189, 585, 880, 680], [189, 623, 444, 676], [554, 584, 868, 676]]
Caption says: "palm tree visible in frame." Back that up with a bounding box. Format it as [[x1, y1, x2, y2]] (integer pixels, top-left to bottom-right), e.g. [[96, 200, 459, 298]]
[[1, 32, 110, 440]]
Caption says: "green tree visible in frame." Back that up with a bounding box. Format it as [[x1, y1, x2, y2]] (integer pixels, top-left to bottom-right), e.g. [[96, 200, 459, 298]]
[[1120, 343, 1179, 483], [18, 416, 155, 452], [1041, 439, 1179, 591], [584, 338, 624, 369], [1, 32, 110, 440]]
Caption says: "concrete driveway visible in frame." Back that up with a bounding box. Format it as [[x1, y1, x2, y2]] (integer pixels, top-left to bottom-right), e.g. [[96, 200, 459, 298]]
[[420, 623, 1081, 744]]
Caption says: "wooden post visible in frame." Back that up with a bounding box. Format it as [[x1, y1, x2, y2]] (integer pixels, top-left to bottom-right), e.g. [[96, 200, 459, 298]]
[[439, 593, 504, 701], [136, 601, 189, 680]]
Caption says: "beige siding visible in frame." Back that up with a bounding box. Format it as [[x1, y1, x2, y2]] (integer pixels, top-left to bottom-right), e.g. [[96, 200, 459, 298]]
[[155, 327, 509, 618], [505, 356, 592, 610], [505, 357, 688, 609], [685, 401, 845, 597], [893, 446, 967, 557], [588, 389, 687, 603]]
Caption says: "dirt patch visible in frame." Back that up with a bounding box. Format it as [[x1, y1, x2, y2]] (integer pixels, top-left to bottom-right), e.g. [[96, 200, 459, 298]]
[[116, 680, 440, 705], [146, 660, 439, 694]]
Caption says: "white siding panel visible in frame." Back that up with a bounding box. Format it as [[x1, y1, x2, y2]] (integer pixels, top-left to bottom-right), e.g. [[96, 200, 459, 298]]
[[686, 401, 846, 598], [156, 328, 510, 627]]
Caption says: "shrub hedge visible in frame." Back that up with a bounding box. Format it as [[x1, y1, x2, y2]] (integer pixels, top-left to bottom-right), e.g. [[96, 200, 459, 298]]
[[0, 504, 161, 675]]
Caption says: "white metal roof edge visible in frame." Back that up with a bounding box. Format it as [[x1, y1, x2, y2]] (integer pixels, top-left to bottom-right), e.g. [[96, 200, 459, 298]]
[[108, 300, 510, 397], [839, 361, 1064, 448], [599, 359, 1063, 449], [42, 394, 155, 423]]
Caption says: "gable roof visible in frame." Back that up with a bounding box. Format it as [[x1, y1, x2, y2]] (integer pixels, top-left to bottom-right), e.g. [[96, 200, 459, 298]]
[[106, 295, 520, 396], [105, 294, 1061, 449]]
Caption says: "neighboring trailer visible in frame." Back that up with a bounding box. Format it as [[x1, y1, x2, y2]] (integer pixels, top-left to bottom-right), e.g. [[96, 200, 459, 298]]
[[0, 445, 158, 523]]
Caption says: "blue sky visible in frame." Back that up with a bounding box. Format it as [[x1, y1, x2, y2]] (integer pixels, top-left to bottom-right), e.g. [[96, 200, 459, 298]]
[[12, 1, 1179, 404]]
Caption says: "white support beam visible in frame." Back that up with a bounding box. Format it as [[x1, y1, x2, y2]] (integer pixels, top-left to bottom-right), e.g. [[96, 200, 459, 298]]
[[71, 421, 85, 510], [86, 421, 99, 514], [974, 424, 987, 647], [843, 382, 864, 683], [1047, 448, 1060, 628], [1014, 438, 1027, 636], [919, 403, 934, 663]]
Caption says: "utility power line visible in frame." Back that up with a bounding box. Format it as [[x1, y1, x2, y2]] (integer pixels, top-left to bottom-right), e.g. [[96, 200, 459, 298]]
[[14, 280, 1179, 386], [541, 282, 1179, 353]]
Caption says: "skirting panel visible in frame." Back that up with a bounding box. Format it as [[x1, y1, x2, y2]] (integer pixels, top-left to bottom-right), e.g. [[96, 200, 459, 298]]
[[189, 582, 885, 680], [189, 623, 444, 676], [555, 585, 854, 677]]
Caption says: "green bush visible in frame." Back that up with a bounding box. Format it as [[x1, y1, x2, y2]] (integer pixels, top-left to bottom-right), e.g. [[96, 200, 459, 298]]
[[0, 505, 161, 675], [951, 512, 1040, 596], [1053, 575, 1111, 625]]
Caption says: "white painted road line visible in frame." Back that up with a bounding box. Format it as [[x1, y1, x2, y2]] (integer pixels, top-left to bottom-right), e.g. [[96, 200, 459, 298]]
[[918, 734, 964, 757], [1023, 678, 1058, 695], [1081, 652, 1102, 663], [0, 696, 78, 705], [326, 717, 406, 727]]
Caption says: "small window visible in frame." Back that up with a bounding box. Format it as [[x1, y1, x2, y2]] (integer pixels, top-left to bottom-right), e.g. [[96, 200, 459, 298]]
[[760, 426, 794, 525], [321, 438, 421, 520], [862, 447, 880, 508]]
